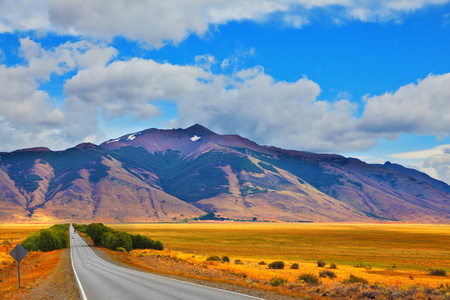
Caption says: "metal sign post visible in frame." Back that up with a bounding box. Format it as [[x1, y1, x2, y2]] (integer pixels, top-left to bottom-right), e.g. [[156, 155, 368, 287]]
[[9, 244, 28, 288]]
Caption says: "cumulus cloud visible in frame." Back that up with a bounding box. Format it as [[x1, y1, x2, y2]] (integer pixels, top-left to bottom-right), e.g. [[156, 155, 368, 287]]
[[359, 73, 450, 138], [0, 38, 116, 150], [2, 0, 449, 47], [63, 56, 381, 152]]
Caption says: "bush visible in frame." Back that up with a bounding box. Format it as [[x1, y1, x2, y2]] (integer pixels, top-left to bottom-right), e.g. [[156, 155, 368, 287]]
[[298, 273, 319, 285], [38, 229, 61, 252], [86, 223, 111, 246], [258, 261, 266, 265], [319, 270, 336, 278], [116, 247, 127, 253], [130, 234, 164, 250], [206, 255, 221, 262], [290, 263, 299, 269], [222, 255, 230, 263], [343, 274, 368, 284], [234, 259, 243, 265], [329, 263, 337, 269], [317, 260, 326, 267], [428, 269, 447, 276], [102, 231, 132, 252], [268, 261, 285, 269], [270, 276, 287, 287], [22, 224, 69, 252]]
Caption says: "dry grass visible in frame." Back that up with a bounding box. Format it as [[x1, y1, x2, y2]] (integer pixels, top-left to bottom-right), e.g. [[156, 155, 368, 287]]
[[0, 224, 79, 300], [106, 222, 450, 297]]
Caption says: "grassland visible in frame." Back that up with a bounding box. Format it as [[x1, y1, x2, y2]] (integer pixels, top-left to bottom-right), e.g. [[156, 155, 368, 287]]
[[107, 222, 450, 298], [110, 223, 450, 271]]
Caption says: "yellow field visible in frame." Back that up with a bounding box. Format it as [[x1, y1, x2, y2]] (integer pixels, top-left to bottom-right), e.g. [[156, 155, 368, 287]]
[[109, 222, 450, 289]]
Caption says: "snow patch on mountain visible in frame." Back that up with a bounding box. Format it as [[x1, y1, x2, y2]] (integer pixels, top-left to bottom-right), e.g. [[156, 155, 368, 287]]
[[191, 135, 201, 142]]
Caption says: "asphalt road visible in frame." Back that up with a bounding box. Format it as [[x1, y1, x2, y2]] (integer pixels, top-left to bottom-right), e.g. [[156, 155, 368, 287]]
[[70, 225, 264, 300]]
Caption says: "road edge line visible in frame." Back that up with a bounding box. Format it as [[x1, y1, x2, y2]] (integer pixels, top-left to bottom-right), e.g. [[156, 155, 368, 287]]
[[70, 225, 88, 300]]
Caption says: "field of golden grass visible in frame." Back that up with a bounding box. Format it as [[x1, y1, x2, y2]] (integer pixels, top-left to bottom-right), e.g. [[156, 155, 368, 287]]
[[109, 223, 450, 290]]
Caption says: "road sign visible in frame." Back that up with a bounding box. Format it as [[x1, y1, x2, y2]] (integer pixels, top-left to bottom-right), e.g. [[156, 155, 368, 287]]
[[10, 244, 28, 263], [9, 244, 28, 288]]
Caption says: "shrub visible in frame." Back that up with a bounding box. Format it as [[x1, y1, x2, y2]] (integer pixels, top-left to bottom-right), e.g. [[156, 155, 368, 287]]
[[290, 263, 299, 269], [428, 269, 447, 276], [222, 255, 230, 263], [234, 259, 243, 265], [103, 232, 133, 252], [206, 255, 221, 262], [343, 274, 368, 284], [298, 273, 319, 285], [38, 229, 60, 252], [258, 261, 266, 265], [319, 270, 336, 278], [330, 263, 337, 269], [270, 276, 287, 287], [268, 261, 285, 269], [130, 234, 163, 250], [22, 224, 69, 252], [317, 260, 326, 267], [86, 223, 111, 246], [116, 247, 127, 253]]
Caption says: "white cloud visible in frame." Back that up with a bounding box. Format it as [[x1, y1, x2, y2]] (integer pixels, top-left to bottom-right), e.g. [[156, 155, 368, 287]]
[[0, 38, 117, 151], [389, 145, 450, 185], [2, 0, 449, 47], [359, 73, 450, 138], [390, 144, 450, 160], [63, 56, 384, 152]]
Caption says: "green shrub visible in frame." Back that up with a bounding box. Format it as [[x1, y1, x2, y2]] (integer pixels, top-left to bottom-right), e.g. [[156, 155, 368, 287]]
[[319, 270, 336, 278], [86, 223, 111, 246], [22, 224, 69, 252], [343, 274, 368, 284], [270, 276, 287, 287], [290, 263, 299, 269], [130, 234, 163, 250], [428, 269, 447, 276], [116, 247, 127, 253], [222, 255, 230, 263], [317, 260, 326, 267], [298, 273, 319, 285], [268, 261, 285, 269], [206, 255, 221, 262], [103, 232, 132, 252]]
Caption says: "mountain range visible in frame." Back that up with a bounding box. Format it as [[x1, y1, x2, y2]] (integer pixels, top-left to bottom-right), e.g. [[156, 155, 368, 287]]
[[1, 124, 449, 223]]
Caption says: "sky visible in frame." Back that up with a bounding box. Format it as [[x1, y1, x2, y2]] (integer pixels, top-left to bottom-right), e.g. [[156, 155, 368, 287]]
[[1, 0, 450, 184]]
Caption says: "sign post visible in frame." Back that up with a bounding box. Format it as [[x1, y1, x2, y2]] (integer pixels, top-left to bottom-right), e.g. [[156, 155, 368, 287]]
[[9, 244, 28, 288]]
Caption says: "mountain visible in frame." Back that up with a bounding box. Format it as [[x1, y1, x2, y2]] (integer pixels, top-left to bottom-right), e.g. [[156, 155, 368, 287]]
[[0, 124, 449, 223]]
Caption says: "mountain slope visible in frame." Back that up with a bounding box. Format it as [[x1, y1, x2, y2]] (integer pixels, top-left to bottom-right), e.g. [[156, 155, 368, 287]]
[[0, 124, 449, 223]]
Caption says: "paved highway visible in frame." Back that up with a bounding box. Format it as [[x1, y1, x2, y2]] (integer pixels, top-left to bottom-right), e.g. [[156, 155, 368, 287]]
[[70, 225, 263, 300]]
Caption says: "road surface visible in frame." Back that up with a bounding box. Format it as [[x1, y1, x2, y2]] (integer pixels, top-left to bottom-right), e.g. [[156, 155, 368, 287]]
[[70, 225, 263, 300]]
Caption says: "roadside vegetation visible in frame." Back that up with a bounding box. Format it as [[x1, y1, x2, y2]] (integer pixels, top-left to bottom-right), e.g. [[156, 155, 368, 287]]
[[22, 224, 70, 252], [0, 224, 78, 299], [76, 223, 163, 252]]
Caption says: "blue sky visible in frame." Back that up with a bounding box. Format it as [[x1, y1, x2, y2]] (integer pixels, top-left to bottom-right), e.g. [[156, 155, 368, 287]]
[[1, 0, 450, 184]]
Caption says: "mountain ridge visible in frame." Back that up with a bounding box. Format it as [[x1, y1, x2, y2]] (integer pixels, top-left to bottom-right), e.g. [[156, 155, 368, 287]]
[[1, 124, 449, 223]]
